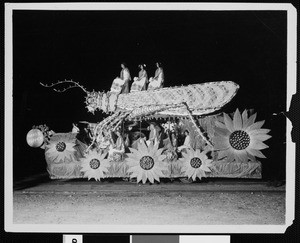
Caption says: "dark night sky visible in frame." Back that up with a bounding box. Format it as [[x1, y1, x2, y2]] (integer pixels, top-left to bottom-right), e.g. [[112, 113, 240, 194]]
[[12, 10, 287, 179]]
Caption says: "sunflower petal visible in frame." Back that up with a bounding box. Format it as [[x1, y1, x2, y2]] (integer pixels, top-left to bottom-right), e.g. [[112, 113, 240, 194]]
[[215, 121, 227, 129], [249, 128, 271, 135], [252, 134, 272, 142], [192, 171, 197, 181], [214, 127, 231, 137], [246, 120, 265, 132], [126, 158, 139, 164], [233, 109, 242, 130], [243, 113, 257, 128], [155, 148, 165, 157], [213, 136, 230, 150], [48, 154, 59, 163], [142, 173, 147, 184], [126, 153, 138, 160], [200, 169, 207, 178], [201, 165, 211, 172], [181, 151, 189, 159], [235, 150, 248, 163], [199, 151, 209, 161], [224, 113, 234, 132], [194, 149, 201, 158], [101, 167, 109, 173], [250, 141, 269, 150], [45, 146, 55, 153], [147, 171, 155, 183], [247, 148, 266, 158], [100, 152, 108, 160], [204, 159, 213, 167], [247, 153, 256, 161], [137, 173, 143, 183], [138, 142, 149, 154], [158, 154, 167, 161], [98, 170, 104, 178], [128, 147, 139, 154], [241, 110, 248, 127], [226, 149, 235, 163], [234, 154, 241, 163]]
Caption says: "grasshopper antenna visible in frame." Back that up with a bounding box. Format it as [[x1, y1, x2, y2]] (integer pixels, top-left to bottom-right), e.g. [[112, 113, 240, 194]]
[[40, 79, 88, 93]]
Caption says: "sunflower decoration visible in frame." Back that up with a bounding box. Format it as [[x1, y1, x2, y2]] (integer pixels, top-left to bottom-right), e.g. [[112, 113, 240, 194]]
[[179, 148, 213, 181], [126, 141, 167, 184], [79, 150, 110, 181], [213, 109, 271, 163], [45, 133, 77, 163]]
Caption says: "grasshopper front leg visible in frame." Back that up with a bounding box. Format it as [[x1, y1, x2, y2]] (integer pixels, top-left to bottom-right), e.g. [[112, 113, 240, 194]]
[[182, 102, 213, 148], [85, 110, 131, 152]]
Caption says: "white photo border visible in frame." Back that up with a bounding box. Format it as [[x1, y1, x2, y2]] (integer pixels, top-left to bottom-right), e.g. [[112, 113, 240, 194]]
[[5, 2, 297, 233]]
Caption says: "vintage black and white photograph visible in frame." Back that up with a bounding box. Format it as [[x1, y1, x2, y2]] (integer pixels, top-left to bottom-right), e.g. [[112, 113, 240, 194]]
[[5, 3, 296, 233]]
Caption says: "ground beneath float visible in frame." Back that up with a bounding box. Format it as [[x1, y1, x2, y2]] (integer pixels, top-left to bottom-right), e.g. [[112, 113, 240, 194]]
[[13, 179, 285, 225]]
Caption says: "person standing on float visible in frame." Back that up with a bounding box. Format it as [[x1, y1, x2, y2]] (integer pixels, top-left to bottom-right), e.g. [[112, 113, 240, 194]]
[[178, 130, 191, 153], [131, 64, 148, 92], [120, 62, 131, 93], [108, 129, 125, 162], [110, 62, 131, 94], [114, 129, 125, 154], [148, 62, 164, 90], [146, 123, 158, 146]]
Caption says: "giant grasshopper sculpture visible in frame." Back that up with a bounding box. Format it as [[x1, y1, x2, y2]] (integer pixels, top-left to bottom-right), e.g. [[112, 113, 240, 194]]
[[41, 80, 239, 151]]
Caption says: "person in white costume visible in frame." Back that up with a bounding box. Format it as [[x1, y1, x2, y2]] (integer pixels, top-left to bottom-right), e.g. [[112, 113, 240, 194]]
[[108, 128, 125, 162], [146, 123, 160, 146], [130, 64, 148, 92], [71, 123, 80, 134], [110, 62, 131, 94], [178, 130, 191, 153], [148, 62, 164, 90], [97, 129, 110, 153]]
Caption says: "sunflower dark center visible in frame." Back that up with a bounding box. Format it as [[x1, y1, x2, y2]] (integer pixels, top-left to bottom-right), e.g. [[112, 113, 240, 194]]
[[139, 156, 154, 170], [55, 142, 66, 152], [89, 158, 100, 169], [190, 157, 202, 169], [229, 130, 250, 150]]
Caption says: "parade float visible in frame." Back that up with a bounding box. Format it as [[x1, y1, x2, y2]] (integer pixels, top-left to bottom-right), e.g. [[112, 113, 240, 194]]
[[26, 80, 271, 183]]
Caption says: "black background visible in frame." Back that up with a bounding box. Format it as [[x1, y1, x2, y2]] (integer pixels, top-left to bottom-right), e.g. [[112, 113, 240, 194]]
[[13, 10, 287, 180]]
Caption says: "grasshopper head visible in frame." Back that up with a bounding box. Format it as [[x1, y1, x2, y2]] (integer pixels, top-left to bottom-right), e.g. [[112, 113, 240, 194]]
[[85, 91, 105, 114]]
